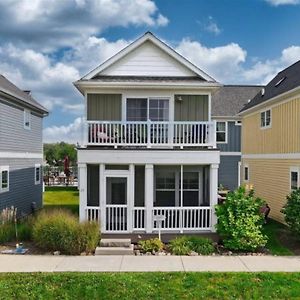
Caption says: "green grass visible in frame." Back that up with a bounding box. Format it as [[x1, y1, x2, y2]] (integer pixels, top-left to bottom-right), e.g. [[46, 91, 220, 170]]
[[263, 220, 294, 255], [43, 186, 79, 215], [0, 273, 300, 299]]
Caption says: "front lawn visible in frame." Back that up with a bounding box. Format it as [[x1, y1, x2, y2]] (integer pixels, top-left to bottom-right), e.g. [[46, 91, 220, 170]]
[[0, 273, 300, 299], [43, 186, 79, 215]]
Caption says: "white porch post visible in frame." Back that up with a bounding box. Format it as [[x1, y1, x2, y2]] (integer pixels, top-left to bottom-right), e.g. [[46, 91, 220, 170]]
[[78, 163, 87, 222], [128, 164, 135, 232], [210, 164, 219, 232], [145, 164, 154, 233], [99, 163, 105, 232]]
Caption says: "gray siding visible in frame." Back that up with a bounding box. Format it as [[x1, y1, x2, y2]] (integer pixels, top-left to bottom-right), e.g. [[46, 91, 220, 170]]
[[0, 99, 43, 153], [216, 121, 241, 152], [175, 95, 208, 121], [0, 158, 43, 216], [218, 155, 240, 191], [87, 94, 122, 121]]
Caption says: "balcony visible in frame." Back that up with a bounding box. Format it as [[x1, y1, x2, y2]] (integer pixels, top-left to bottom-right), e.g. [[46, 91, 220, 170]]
[[85, 120, 216, 148]]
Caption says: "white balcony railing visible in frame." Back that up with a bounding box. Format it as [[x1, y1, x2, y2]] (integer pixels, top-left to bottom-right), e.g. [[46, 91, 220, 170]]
[[85, 120, 216, 148]]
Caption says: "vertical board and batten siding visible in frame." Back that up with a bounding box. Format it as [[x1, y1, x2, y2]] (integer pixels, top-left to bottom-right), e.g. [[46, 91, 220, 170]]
[[217, 121, 241, 152], [0, 158, 43, 216], [242, 159, 300, 223], [101, 41, 196, 77], [242, 97, 300, 154], [219, 155, 240, 191], [0, 99, 43, 153], [174, 95, 208, 121], [87, 94, 122, 121]]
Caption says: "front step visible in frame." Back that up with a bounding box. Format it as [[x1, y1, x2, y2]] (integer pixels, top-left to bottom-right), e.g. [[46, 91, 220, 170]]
[[95, 244, 134, 255], [100, 238, 131, 248]]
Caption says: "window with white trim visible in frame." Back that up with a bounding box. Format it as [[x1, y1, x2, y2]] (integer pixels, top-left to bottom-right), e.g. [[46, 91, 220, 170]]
[[0, 166, 9, 193], [155, 170, 176, 206], [35, 164, 41, 185], [290, 167, 299, 191], [216, 121, 227, 143], [244, 165, 249, 181], [260, 109, 271, 128], [24, 109, 31, 130]]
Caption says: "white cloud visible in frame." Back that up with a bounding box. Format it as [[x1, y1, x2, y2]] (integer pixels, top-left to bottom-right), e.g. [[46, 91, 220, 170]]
[[265, 0, 300, 5], [43, 117, 83, 143], [205, 16, 221, 35], [156, 14, 169, 27]]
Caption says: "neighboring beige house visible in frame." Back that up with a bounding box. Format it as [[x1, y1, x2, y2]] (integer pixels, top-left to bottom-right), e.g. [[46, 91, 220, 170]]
[[240, 60, 300, 223], [74, 32, 222, 234]]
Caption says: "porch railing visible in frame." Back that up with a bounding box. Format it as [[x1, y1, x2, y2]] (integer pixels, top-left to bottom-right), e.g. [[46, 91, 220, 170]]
[[106, 204, 127, 232], [85, 121, 216, 148], [133, 207, 146, 231], [86, 206, 100, 223]]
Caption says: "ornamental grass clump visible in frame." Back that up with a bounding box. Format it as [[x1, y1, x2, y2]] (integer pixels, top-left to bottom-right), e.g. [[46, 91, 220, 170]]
[[215, 187, 267, 252], [32, 209, 100, 255], [138, 238, 164, 253]]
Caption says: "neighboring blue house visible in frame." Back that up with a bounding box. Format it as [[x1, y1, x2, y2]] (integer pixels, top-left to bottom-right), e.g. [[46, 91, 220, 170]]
[[211, 85, 263, 191], [0, 75, 48, 216]]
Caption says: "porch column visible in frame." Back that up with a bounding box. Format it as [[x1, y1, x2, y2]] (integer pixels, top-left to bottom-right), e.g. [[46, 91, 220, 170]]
[[210, 164, 219, 232], [99, 163, 105, 232], [78, 163, 87, 222], [128, 164, 135, 233], [145, 164, 154, 233]]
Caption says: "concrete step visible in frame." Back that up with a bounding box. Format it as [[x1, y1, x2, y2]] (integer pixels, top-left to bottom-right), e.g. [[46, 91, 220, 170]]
[[100, 238, 131, 248], [95, 244, 134, 255]]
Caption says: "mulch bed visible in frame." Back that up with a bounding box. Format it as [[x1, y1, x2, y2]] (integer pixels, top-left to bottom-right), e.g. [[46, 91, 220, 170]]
[[277, 228, 300, 255]]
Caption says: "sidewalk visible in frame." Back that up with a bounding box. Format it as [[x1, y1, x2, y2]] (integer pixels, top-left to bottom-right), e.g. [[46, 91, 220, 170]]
[[1, 255, 300, 272]]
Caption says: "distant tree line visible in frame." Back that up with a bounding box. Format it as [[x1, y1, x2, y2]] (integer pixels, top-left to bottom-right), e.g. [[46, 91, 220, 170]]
[[44, 142, 77, 167]]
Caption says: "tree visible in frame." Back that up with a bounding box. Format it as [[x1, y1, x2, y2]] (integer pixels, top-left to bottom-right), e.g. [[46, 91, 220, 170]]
[[44, 142, 77, 167]]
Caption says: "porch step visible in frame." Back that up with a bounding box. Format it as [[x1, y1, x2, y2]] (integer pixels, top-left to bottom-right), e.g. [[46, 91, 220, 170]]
[[100, 238, 131, 248], [95, 244, 134, 255]]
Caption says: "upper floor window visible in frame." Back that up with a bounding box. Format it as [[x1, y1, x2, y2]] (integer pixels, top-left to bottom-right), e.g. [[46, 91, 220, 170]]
[[24, 109, 31, 130], [35, 164, 41, 185], [126, 98, 169, 121], [216, 121, 227, 143], [0, 166, 9, 193], [290, 167, 299, 191], [260, 109, 271, 128]]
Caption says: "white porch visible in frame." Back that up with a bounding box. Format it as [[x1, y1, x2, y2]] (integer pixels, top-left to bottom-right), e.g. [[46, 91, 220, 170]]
[[78, 150, 219, 234]]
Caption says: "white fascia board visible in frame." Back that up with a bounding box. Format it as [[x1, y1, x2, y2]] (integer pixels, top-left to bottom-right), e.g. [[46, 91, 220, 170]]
[[212, 116, 241, 121], [78, 149, 220, 165], [80, 32, 217, 82]]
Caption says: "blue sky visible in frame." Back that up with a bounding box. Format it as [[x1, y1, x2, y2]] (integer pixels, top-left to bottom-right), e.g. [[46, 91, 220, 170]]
[[0, 0, 300, 143]]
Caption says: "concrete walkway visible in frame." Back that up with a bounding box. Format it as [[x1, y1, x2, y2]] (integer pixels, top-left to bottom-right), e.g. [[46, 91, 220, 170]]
[[1, 255, 300, 272]]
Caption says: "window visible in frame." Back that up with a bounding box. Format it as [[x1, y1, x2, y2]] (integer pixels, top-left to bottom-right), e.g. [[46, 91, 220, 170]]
[[0, 166, 9, 193], [155, 170, 176, 207], [260, 109, 271, 128], [290, 167, 299, 191], [216, 121, 227, 143], [181, 172, 199, 206], [24, 109, 31, 130], [126, 98, 169, 121], [35, 164, 41, 185], [244, 165, 249, 181]]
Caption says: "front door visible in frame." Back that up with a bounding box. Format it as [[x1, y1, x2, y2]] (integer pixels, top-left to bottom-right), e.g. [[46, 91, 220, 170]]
[[105, 176, 129, 232]]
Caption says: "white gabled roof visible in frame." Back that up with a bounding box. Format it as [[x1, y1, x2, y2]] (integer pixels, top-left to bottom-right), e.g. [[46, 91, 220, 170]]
[[81, 32, 217, 82]]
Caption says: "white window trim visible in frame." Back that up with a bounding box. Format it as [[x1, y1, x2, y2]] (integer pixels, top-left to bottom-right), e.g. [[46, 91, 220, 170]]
[[24, 109, 31, 130], [0, 166, 9, 193], [260, 109, 272, 130], [244, 164, 249, 182], [290, 166, 300, 191], [216, 121, 228, 144], [35, 164, 41, 185]]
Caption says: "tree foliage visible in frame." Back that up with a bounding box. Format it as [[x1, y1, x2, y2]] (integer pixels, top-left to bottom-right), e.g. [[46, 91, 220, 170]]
[[44, 142, 77, 166]]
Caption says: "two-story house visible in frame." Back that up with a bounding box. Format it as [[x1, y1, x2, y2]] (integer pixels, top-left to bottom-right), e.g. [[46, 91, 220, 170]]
[[0, 75, 48, 216], [240, 60, 300, 223], [211, 85, 263, 190], [74, 32, 222, 234]]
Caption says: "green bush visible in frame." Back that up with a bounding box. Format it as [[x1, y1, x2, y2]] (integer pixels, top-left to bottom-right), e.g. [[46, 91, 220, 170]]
[[188, 237, 215, 255], [32, 209, 100, 255], [138, 238, 164, 253], [0, 224, 15, 244], [282, 189, 300, 237], [215, 187, 267, 252], [168, 237, 191, 255]]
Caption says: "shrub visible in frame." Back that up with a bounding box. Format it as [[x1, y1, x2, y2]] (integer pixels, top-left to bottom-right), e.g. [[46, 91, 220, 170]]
[[0, 224, 15, 244], [282, 189, 300, 237], [32, 209, 100, 255], [188, 237, 215, 255], [138, 238, 164, 253], [215, 187, 267, 252], [168, 237, 191, 255]]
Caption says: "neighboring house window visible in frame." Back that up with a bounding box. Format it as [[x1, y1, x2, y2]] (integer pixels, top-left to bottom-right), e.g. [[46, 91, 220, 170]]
[[260, 109, 271, 128], [35, 164, 41, 185], [290, 167, 299, 191], [155, 170, 176, 206], [0, 166, 9, 193], [216, 121, 227, 143], [24, 109, 31, 130], [244, 165, 249, 181]]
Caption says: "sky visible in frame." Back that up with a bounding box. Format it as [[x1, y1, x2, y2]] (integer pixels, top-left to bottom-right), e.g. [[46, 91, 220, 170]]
[[1, 0, 300, 143]]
